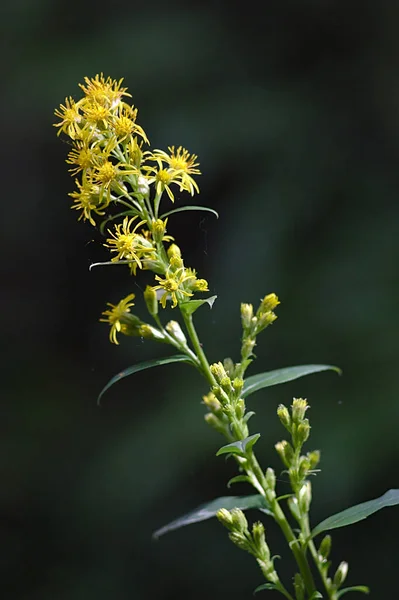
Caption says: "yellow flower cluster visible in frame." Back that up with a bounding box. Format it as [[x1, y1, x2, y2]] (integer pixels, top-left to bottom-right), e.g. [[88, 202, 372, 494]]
[[54, 74, 208, 343]]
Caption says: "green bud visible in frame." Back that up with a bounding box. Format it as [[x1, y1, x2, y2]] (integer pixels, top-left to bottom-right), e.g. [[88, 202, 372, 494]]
[[298, 456, 311, 479], [318, 535, 332, 562], [232, 377, 244, 396], [257, 558, 279, 584], [144, 285, 158, 316], [230, 508, 248, 533], [229, 531, 251, 552], [265, 467, 276, 493], [235, 398, 246, 420], [137, 324, 165, 341], [333, 561, 348, 588], [220, 376, 233, 395], [241, 303, 254, 330], [294, 573, 305, 600], [307, 450, 320, 469], [204, 413, 227, 435], [275, 440, 294, 468], [210, 362, 228, 384], [277, 404, 291, 431], [298, 481, 312, 514], [166, 320, 187, 345], [291, 398, 309, 423], [252, 522, 270, 561], [256, 311, 277, 332], [297, 420, 311, 445], [241, 338, 256, 358], [202, 392, 222, 414], [216, 508, 234, 528]]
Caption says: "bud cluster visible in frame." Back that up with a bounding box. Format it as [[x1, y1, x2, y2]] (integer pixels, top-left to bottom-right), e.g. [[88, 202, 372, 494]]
[[239, 294, 280, 375], [216, 509, 279, 585]]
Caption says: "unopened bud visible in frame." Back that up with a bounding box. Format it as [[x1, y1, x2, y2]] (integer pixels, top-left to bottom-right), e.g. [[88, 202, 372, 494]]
[[216, 508, 234, 528], [297, 420, 311, 445], [202, 392, 222, 414], [223, 357, 235, 377], [229, 531, 250, 552], [265, 468, 276, 492], [259, 293, 280, 313], [241, 303, 254, 330], [138, 324, 165, 341], [167, 243, 181, 258], [235, 398, 246, 419], [277, 404, 291, 431], [318, 535, 332, 562], [307, 450, 321, 470], [191, 278, 209, 292], [169, 255, 183, 270], [166, 320, 187, 345], [333, 561, 348, 588], [152, 218, 167, 242], [204, 413, 227, 435], [298, 481, 312, 514], [144, 285, 158, 316], [252, 522, 270, 561], [241, 338, 256, 358], [210, 362, 228, 384], [220, 376, 233, 395], [233, 377, 244, 396], [230, 508, 248, 533], [275, 440, 294, 468], [137, 175, 149, 195], [288, 496, 301, 522], [256, 311, 277, 331], [291, 398, 309, 423]]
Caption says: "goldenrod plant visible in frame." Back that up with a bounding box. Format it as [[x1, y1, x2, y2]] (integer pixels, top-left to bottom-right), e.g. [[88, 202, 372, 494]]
[[55, 74, 399, 599]]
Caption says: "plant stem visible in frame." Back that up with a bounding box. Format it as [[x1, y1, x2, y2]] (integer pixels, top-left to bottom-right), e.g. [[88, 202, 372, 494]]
[[181, 312, 217, 387]]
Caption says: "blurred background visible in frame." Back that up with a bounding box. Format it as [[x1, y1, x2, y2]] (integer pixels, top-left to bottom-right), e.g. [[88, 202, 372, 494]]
[[2, 0, 399, 598]]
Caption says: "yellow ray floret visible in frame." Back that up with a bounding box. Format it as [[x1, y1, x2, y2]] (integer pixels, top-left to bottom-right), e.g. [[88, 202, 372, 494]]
[[100, 293, 136, 344], [105, 216, 156, 268]]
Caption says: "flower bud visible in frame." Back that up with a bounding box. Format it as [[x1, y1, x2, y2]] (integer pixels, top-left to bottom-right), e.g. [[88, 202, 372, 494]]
[[210, 362, 228, 384], [144, 285, 158, 316], [216, 508, 234, 528], [235, 398, 246, 420], [152, 218, 167, 242], [258, 293, 280, 313], [232, 377, 244, 396], [288, 496, 301, 522], [307, 450, 321, 470], [230, 508, 248, 533], [318, 535, 332, 562], [277, 404, 291, 431], [167, 243, 181, 259], [220, 376, 233, 395], [256, 311, 277, 331], [202, 392, 222, 414], [241, 303, 254, 330], [265, 467, 276, 493], [137, 175, 150, 195], [333, 561, 348, 588], [252, 522, 270, 561], [241, 338, 256, 358], [298, 481, 312, 514], [291, 398, 309, 423], [223, 357, 235, 377], [138, 324, 165, 341], [166, 320, 187, 345], [297, 420, 311, 445], [229, 531, 251, 552], [275, 440, 294, 468], [204, 413, 227, 435], [191, 278, 209, 292]]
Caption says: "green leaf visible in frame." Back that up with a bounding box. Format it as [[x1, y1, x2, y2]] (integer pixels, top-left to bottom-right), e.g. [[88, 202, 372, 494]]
[[227, 475, 251, 488], [254, 583, 280, 594], [216, 434, 261, 457], [153, 494, 267, 539], [337, 587, 370, 598], [311, 489, 399, 539], [97, 354, 194, 405], [179, 295, 217, 316], [242, 364, 341, 398], [309, 593, 323, 599], [160, 205, 219, 219]]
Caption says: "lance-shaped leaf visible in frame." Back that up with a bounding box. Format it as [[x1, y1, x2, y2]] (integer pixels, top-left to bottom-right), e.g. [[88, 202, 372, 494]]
[[216, 434, 261, 457], [153, 494, 268, 539], [337, 586, 370, 598], [254, 583, 280, 594], [160, 205, 219, 219], [180, 295, 217, 316], [242, 364, 341, 399], [97, 354, 195, 405], [311, 489, 399, 539]]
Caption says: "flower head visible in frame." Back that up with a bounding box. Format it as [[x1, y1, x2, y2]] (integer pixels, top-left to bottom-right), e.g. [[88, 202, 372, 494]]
[[53, 97, 83, 139], [69, 178, 109, 225], [100, 293, 136, 344], [79, 74, 131, 108], [105, 216, 155, 269], [152, 267, 196, 308]]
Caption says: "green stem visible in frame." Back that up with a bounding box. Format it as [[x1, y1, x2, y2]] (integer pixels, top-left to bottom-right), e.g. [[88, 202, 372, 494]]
[[181, 312, 217, 387], [305, 519, 336, 600]]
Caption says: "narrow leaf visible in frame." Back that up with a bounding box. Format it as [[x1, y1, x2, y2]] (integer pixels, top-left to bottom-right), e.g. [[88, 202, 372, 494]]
[[242, 364, 341, 398], [153, 494, 267, 539], [337, 586, 370, 598], [160, 205, 219, 219], [97, 354, 194, 405], [227, 475, 250, 488], [216, 434, 261, 457], [309, 593, 323, 599], [311, 489, 399, 538], [254, 583, 279, 594], [180, 295, 217, 316]]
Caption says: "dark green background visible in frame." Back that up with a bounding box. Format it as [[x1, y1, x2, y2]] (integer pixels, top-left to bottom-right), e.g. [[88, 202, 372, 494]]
[[3, 1, 399, 598]]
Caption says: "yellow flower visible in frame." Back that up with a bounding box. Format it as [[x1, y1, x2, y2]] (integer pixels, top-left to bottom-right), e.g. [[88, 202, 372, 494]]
[[69, 178, 109, 225], [105, 216, 156, 268], [151, 146, 201, 195], [80, 99, 113, 129], [53, 97, 83, 139], [100, 293, 136, 344], [153, 268, 196, 308], [66, 139, 103, 175], [79, 74, 131, 108], [111, 103, 149, 144]]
